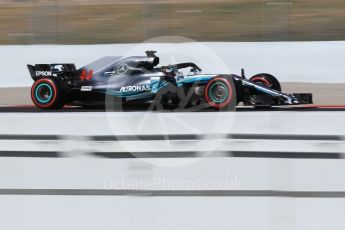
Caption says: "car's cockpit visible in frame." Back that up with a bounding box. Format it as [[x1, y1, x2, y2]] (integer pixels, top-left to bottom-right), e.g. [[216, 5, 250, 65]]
[[109, 51, 203, 77]]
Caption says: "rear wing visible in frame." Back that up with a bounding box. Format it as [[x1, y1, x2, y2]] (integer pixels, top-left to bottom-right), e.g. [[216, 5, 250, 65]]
[[27, 64, 77, 80]]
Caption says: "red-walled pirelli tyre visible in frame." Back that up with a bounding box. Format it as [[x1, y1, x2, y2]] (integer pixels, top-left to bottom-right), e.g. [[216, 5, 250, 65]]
[[31, 78, 69, 110], [204, 76, 237, 111], [249, 73, 281, 92]]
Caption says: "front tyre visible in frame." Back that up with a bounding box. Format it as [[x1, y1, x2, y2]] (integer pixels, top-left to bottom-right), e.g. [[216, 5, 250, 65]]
[[249, 73, 281, 109], [250, 73, 281, 92], [31, 78, 68, 109], [204, 76, 236, 111]]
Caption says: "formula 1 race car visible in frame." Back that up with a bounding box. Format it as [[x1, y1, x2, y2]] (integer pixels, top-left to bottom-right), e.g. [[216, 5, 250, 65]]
[[28, 51, 312, 111]]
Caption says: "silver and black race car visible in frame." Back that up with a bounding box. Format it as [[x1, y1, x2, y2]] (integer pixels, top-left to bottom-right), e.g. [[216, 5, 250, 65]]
[[27, 51, 312, 110]]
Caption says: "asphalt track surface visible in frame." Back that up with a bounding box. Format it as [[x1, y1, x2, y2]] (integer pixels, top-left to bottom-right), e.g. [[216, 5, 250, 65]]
[[1, 104, 345, 113]]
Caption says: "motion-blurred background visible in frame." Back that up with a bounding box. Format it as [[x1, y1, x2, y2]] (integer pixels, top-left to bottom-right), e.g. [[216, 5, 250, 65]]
[[1, 0, 344, 45]]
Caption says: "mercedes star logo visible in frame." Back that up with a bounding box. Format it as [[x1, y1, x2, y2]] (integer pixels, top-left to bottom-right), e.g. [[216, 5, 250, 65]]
[[117, 63, 129, 74]]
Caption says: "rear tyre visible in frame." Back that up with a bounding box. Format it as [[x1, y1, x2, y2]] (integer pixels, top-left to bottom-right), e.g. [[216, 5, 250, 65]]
[[250, 73, 281, 92], [204, 76, 237, 111], [31, 78, 69, 110]]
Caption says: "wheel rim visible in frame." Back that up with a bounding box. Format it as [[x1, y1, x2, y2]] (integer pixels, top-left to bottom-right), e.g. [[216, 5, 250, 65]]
[[204, 78, 233, 109], [35, 83, 53, 104], [208, 81, 229, 103]]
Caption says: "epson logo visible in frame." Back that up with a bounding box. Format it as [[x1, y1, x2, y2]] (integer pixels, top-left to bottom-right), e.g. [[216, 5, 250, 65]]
[[120, 85, 150, 92], [35, 71, 52, 77]]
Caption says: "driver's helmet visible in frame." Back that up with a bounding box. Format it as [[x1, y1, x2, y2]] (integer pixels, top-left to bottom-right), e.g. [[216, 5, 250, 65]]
[[164, 65, 177, 76]]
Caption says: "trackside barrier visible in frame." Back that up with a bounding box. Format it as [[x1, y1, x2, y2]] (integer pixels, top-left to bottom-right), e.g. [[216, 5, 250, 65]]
[[1, 112, 345, 229]]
